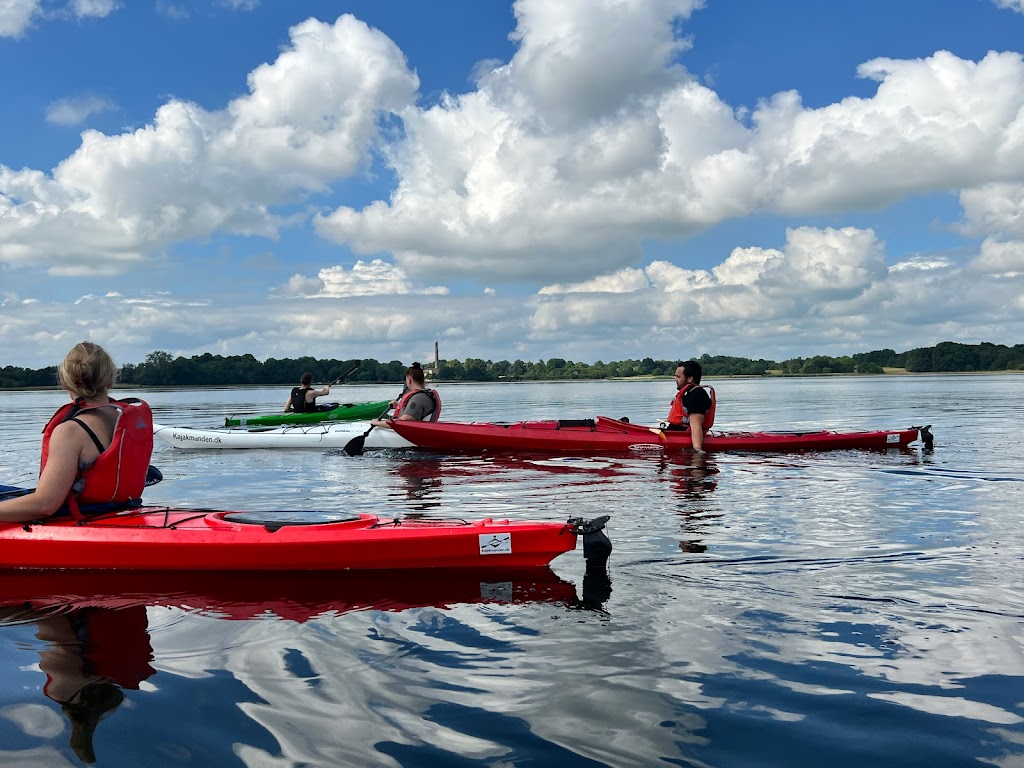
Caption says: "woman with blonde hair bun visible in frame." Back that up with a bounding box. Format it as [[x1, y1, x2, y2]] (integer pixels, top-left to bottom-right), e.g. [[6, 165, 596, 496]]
[[0, 342, 154, 522], [59, 340, 119, 399]]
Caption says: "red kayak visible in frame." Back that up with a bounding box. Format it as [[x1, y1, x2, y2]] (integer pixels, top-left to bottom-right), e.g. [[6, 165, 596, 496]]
[[390, 416, 932, 453], [0, 487, 610, 572]]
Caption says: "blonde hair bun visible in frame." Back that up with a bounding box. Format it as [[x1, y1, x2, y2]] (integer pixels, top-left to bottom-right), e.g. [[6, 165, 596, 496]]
[[59, 342, 117, 399]]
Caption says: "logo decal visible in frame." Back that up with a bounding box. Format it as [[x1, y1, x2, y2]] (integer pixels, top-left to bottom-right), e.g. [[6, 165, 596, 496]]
[[479, 532, 512, 555], [172, 432, 222, 443]]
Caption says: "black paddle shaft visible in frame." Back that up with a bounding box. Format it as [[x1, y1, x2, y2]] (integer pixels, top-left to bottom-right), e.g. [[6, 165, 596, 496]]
[[329, 362, 361, 386]]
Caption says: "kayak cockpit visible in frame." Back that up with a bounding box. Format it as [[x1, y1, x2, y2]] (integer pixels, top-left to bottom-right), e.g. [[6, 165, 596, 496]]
[[206, 510, 375, 532]]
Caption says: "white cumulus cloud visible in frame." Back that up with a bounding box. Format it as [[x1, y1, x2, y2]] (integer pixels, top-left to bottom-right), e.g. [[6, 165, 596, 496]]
[[0, 0, 40, 37], [994, 0, 1024, 14], [0, 14, 418, 276], [314, 2, 1024, 288], [45, 95, 117, 126], [526, 226, 1024, 359], [274, 259, 448, 298]]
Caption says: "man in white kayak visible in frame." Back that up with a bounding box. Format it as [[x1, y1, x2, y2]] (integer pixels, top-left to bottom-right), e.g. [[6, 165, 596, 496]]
[[371, 362, 441, 427]]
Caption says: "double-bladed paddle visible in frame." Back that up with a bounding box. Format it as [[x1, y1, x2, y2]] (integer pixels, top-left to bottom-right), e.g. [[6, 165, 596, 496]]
[[0, 486, 32, 500], [0, 466, 162, 504], [343, 406, 391, 456]]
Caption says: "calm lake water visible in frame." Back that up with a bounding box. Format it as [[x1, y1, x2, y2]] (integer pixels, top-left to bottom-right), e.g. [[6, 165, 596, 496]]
[[1, 375, 1022, 767]]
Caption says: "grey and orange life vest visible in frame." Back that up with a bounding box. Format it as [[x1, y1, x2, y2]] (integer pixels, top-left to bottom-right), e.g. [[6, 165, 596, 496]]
[[393, 388, 441, 421], [40, 397, 154, 518]]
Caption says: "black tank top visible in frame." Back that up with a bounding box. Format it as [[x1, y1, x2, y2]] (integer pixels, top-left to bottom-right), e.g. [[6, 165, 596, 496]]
[[290, 387, 314, 413]]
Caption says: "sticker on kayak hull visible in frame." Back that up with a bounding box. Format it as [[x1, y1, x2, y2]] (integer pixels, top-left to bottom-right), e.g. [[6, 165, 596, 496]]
[[886, 433, 900, 443], [479, 532, 512, 555]]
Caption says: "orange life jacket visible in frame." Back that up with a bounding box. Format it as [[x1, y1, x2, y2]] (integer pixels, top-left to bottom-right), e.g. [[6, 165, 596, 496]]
[[40, 397, 154, 518], [393, 388, 441, 421], [667, 385, 716, 431]]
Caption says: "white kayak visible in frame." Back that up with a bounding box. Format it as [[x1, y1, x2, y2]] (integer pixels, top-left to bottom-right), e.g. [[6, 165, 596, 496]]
[[153, 421, 414, 450]]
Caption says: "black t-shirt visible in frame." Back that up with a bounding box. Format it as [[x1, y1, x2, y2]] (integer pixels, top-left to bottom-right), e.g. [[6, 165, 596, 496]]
[[682, 386, 712, 416]]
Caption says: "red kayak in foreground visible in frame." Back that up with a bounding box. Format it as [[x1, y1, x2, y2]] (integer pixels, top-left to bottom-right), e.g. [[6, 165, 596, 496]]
[[0, 486, 611, 571], [390, 416, 933, 453]]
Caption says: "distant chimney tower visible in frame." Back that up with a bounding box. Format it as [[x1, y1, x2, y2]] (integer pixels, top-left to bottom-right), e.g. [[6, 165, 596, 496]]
[[434, 340, 439, 369]]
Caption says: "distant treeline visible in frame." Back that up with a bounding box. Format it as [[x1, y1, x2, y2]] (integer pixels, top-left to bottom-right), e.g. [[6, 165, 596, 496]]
[[2, 341, 1022, 389]]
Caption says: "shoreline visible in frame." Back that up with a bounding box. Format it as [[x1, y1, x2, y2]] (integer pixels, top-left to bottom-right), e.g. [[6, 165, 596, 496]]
[[3, 368, 1022, 393]]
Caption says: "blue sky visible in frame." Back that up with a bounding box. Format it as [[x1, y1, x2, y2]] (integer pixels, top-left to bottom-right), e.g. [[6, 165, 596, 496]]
[[2, 0, 1023, 369]]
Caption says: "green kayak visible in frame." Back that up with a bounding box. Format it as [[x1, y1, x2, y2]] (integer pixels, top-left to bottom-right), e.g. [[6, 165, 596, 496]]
[[224, 400, 390, 427]]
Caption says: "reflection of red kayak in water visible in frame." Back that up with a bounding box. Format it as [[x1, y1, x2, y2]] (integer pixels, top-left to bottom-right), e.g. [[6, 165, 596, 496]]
[[390, 417, 933, 453], [1, 565, 609, 763], [0, 486, 611, 572], [0, 567, 584, 623]]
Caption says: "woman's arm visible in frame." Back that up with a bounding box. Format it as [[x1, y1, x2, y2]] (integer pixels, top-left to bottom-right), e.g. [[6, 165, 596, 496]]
[[0, 422, 83, 523]]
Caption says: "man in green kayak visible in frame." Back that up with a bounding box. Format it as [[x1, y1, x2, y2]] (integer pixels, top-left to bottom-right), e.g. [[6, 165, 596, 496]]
[[284, 373, 331, 413]]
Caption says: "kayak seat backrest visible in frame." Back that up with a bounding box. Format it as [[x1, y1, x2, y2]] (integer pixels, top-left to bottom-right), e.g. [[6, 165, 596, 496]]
[[222, 510, 363, 531], [556, 419, 596, 430]]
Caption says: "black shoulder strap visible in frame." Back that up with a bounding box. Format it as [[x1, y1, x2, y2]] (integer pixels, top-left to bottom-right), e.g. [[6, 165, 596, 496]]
[[69, 417, 107, 453]]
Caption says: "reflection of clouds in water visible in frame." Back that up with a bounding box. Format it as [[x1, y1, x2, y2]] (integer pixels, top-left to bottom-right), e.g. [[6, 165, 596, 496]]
[[0, 745, 77, 767], [147, 599, 689, 765], [868, 692, 1022, 725], [1, 703, 66, 739], [641, 561, 1024, 730]]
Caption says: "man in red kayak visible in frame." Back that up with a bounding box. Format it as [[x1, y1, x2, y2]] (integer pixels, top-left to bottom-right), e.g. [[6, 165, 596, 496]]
[[664, 360, 715, 452], [0, 342, 154, 523], [371, 362, 441, 427], [284, 372, 331, 413]]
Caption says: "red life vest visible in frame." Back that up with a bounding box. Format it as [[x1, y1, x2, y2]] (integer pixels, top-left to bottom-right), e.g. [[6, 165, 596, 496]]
[[393, 388, 441, 421], [40, 397, 154, 518], [667, 385, 716, 431]]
